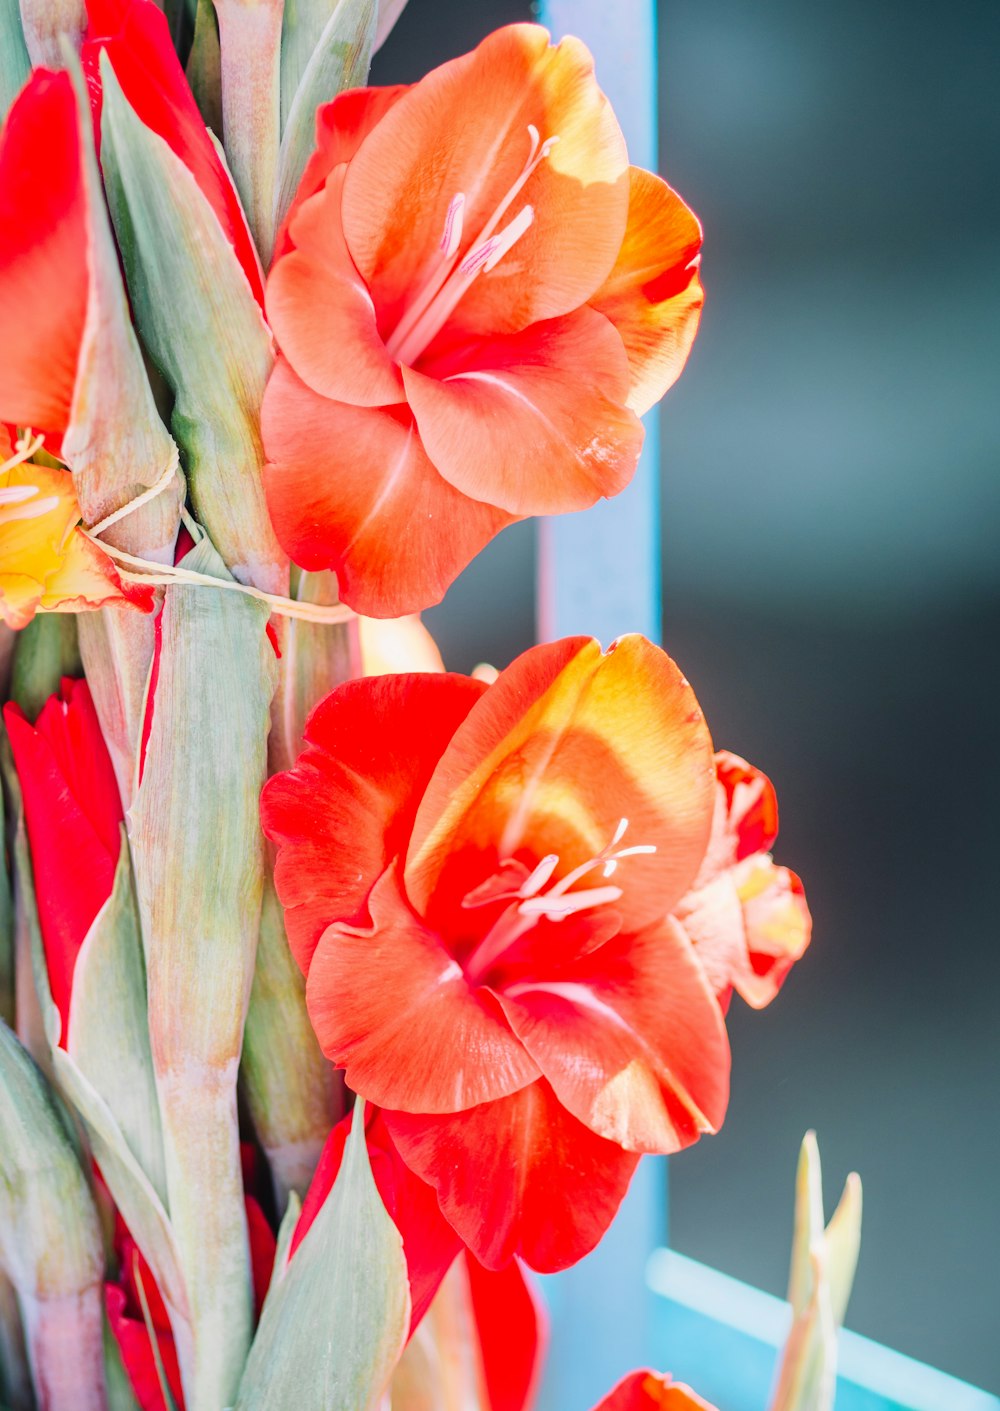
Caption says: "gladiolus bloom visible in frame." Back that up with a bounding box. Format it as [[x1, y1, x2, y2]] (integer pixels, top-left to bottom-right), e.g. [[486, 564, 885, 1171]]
[[262, 24, 703, 617], [593, 1370, 718, 1411], [5, 677, 124, 1037], [0, 432, 154, 630], [263, 635, 731, 1270], [82, 0, 264, 305], [674, 751, 811, 1011]]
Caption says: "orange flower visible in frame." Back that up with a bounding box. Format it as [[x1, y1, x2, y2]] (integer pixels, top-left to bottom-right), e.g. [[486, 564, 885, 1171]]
[[0, 430, 153, 629], [263, 24, 703, 617]]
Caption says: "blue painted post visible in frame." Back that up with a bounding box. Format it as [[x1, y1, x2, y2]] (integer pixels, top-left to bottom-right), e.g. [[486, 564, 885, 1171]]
[[535, 3, 664, 1409]]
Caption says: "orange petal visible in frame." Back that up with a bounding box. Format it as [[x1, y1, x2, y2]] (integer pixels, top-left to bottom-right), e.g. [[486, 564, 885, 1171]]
[[384, 1079, 639, 1272], [261, 357, 516, 617], [268, 168, 403, 406], [273, 84, 409, 262], [404, 635, 717, 935], [403, 307, 643, 516], [0, 71, 88, 435], [341, 24, 629, 341], [497, 917, 730, 1153], [594, 1370, 719, 1411], [305, 868, 540, 1112], [589, 167, 704, 415]]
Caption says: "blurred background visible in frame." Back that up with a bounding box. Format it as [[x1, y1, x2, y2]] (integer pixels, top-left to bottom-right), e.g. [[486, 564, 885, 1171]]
[[374, 0, 1000, 1392]]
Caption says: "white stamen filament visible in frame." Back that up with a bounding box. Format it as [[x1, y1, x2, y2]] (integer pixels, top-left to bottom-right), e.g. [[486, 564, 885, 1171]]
[[0, 484, 42, 505], [384, 125, 557, 367], [0, 495, 60, 524], [463, 819, 655, 982]]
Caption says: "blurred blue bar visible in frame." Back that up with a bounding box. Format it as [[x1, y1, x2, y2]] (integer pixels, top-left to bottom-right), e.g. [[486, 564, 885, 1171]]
[[535, 1, 665, 1406], [647, 1251, 1000, 1411], [536, 0, 661, 648]]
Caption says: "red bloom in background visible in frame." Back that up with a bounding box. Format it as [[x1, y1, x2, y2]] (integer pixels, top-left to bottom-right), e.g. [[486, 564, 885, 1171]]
[[594, 1370, 718, 1411], [674, 751, 811, 1011], [263, 24, 702, 616], [107, 1195, 276, 1411], [82, 0, 264, 305], [296, 1107, 547, 1410], [4, 677, 123, 1039], [263, 635, 730, 1271], [0, 71, 91, 443]]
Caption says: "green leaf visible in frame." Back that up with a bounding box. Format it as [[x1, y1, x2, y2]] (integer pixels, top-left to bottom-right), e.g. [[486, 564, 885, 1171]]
[[374, 0, 406, 51], [0, 0, 30, 120], [98, 58, 286, 597], [242, 877, 340, 1210], [235, 1102, 410, 1411], [0, 1019, 107, 1409], [64, 835, 167, 1208], [128, 535, 277, 1410], [277, 0, 375, 225], [186, 0, 223, 137], [0, 731, 14, 1032], [9, 617, 82, 723], [214, 0, 283, 261]]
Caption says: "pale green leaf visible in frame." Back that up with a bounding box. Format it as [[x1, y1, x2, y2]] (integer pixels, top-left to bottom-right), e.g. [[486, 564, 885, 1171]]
[[242, 878, 340, 1210], [236, 1102, 410, 1411], [65, 835, 166, 1207], [276, 0, 375, 228], [214, 0, 283, 261], [0, 0, 30, 120], [374, 0, 406, 51], [98, 58, 285, 596], [9, 617, 82, 724], [128, 535, 277, 1410]]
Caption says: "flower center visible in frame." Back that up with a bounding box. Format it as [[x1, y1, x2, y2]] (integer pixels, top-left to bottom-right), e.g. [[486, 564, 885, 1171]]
[[462, 817, 655, 983], [384, 125, 559, 368], [0, 432, 58, 528]]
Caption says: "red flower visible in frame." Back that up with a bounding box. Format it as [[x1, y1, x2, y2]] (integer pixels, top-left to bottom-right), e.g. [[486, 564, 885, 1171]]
[[4, 678, 123, 1040], [0, 71, 91, 442], [593, 1370, 718, 1411], [262, 24, 702, 617], [107, 1196, 276, 1411], [674, 751, 811, 1011], [291, 1107, 463, 1332], [82, 0, 264, 306], [262, 635, 730, 1271]]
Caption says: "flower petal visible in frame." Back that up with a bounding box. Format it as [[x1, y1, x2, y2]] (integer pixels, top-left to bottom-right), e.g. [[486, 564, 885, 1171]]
[[4, 680, 123, 1039], [384, 1079, 639, 1272], [261, 357, 516, 617], [341, 24, 629, 341], [105, 1284, 184, 1411], [83, 0, 264, 306], [403, 308, 643, 516], [589, 168, 704, 416], [497, 918, 730, 1153], [262, 669, 487, 970], [466, 1253, 549, 1411], [593, 1370, 719, 1411], [268, 167, 404, 406], [306, 869, 539, 1112], [274, 84, 409, 261], [41, 527, 155, 615], [292, 1109, 462, 1333], [405, 635, 716, 935], [0, 71, 88, 435], [359, 614, 444, 676]]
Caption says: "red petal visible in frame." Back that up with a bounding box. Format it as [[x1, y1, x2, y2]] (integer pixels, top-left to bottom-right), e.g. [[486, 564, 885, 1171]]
[[261, 357, 515, 617], [0, 70, 88, 435], [261, 670, 486, 970], [105, 1284, 184, 1411], [306, 868, 539, 1112], [292, 1109, 461, 1332], [593, 1370, 718, 1411], [268, 167, 404, 406], [83, 0, 264, 306], [406, 635, 716, 937], [588, 167, 704, 416], [273, 84, 409, 262], [246, 1196, 276, 1318], [4, 681, 122, 1039], [496, 918, 730, 1153], [466, 1253, 549, 1411], [384, 1080, 640, 1272], [403, 308, 643, 517], [340, 25, 629, 339]]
